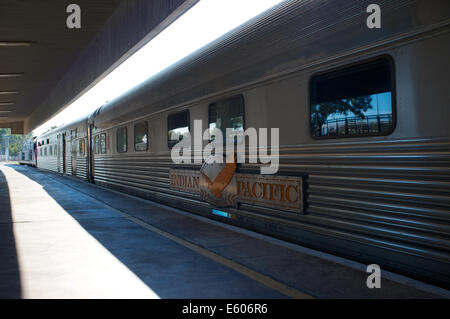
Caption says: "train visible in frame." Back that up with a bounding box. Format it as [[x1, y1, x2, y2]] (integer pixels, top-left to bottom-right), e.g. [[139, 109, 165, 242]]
[[33, 0, 450, 288], [18, 138, 36, 167]]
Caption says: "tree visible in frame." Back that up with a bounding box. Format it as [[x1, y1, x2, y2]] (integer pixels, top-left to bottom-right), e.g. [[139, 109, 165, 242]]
[[0, 128, 33, 157], [311, 96, 373, 136]]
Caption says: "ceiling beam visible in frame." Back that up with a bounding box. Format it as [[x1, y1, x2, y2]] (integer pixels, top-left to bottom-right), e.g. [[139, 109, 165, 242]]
[[24, 0, 198, 134], [0, 121, 24, 134]]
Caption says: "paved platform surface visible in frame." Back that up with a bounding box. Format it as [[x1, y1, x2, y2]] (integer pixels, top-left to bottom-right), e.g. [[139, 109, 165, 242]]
[[0, 163, 449, 299]]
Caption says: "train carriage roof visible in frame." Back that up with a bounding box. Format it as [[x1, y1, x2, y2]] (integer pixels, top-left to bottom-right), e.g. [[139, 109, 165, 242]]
[[38, 116, 88, 140], [83, 0, 449, 129]]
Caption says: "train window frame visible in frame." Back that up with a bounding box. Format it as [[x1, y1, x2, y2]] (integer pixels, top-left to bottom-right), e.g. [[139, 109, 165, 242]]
[[208, 94, 245, 145], [116, 127, 127, 153], [167, 110, 190, 148], [79, 139, 85, 156], [94, 135, 99, 154], [100, 133, 107, 154], [309, 55, 396, 139], [134, 121, 149, 152]]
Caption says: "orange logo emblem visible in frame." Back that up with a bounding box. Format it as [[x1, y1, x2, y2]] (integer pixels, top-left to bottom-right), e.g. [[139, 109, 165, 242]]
[[200, 155, 236, 198]]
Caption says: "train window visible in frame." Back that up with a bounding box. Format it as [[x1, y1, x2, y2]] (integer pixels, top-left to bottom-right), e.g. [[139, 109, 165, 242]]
[[117, 127, 127, 153], [79, 139, 85, 156], [94, 135, 99, 154], [49, 145, 53, 156], [168, 110, 190, 148], [40, 148, 42, 156], [310, 57, 394, 138], [134, 121, 148, 152], [100, 133, 106, 154], [44, 147, 47, 156], [209, 95, 244, 144]]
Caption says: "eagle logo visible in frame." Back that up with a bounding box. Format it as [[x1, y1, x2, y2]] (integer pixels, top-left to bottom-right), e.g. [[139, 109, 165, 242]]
[[200, 154, 236, 199]]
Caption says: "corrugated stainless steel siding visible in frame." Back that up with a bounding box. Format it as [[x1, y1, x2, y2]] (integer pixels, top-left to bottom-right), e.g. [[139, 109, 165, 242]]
[[94, 154, 193, 199], [58, 155, 64, 173], [93, 138, 450, 286], [37, 155, 58, 173], [66, 154, 72, 176], [247, 139, 450, 258], [76, 156, 88, 180]]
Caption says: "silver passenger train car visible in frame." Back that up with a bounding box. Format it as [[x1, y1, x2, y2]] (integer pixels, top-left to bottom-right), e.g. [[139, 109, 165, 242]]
[[37, 118, 89, 178], [35, 0, 450, 288], [18, 138, 36, 167]]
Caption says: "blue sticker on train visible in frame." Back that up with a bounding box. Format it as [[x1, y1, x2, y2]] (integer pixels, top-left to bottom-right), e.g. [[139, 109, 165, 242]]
[[212, 209, 230, 218]]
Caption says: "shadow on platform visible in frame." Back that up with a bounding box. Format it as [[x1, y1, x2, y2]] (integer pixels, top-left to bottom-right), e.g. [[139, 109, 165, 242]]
[[4, 164, 285, 299], [0, 166, 22, 298]]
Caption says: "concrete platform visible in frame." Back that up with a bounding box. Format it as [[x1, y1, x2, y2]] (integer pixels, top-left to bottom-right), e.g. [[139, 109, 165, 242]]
[[0, 163, 449, 299]]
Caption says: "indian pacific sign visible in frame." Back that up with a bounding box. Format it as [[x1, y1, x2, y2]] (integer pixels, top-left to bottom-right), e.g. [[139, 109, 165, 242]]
[[169, 156, 303, 213]]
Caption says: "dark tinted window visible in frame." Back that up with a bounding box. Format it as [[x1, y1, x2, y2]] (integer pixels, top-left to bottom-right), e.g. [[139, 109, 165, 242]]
[[79, 139, 85, 155], [100, 134, 106, 154], [310, 57, 394, 138], [117, 127, 127, 153], [134, 121, 148, 151], [94, 135, 99, 154], [168, 110, 189, 148], [209, 95, 244, 144]]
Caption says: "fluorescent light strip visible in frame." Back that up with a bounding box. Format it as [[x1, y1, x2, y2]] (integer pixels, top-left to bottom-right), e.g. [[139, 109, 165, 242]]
[[0, 111, 12, 113], [0, 102, 15, 106], [0, 73, 24, 78], [0, 91, 19, 95], [0, 41, 32, 47], [33, 0, 284, 136]]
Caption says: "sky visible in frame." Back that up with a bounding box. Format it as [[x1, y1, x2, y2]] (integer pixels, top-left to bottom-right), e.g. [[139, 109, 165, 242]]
[[327, 92, 393, 120], [33, 0, 285, 136]]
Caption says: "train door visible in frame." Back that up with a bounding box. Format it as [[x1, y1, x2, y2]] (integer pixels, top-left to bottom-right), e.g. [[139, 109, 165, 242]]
[[62, 133, 66, 173], [88, 123, 94, 183], [33, 141, 37, 167], [70, 129, 77, 176], [71, 141, 77, 176], [57, 134, 61, 173]]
